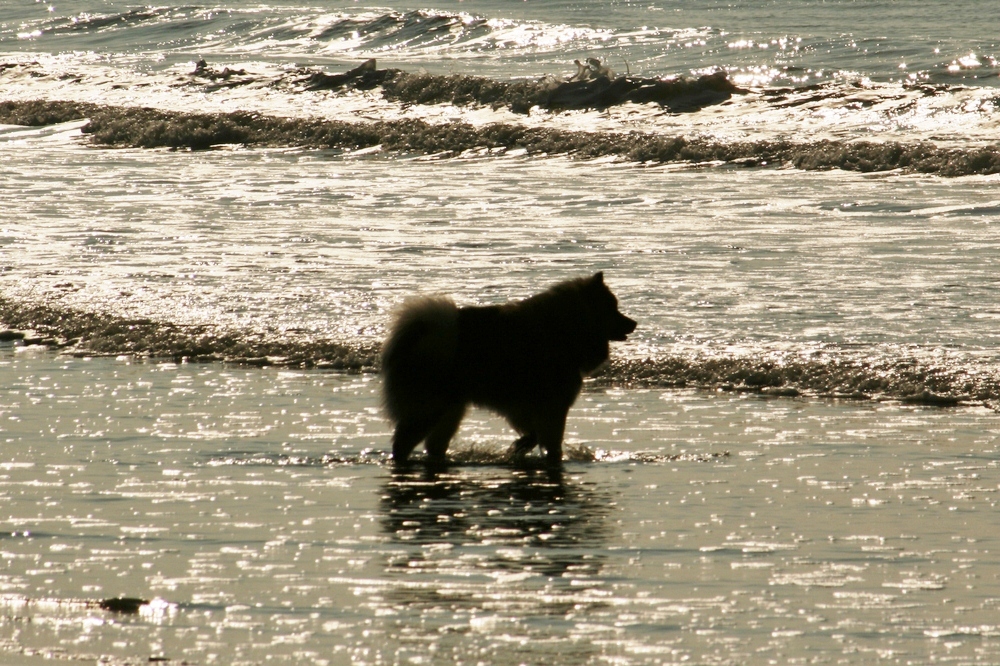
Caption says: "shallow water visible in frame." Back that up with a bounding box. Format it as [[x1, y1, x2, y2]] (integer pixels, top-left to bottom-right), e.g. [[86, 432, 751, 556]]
[[2, 348, 999, 664]]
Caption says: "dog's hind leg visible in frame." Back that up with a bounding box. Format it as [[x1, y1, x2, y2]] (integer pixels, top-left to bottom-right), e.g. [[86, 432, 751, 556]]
[[423, 403, 465, 463], [392, 420, 433, 464]]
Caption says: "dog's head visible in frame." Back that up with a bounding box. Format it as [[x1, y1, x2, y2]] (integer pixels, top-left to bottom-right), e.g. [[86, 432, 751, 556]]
[[585, 272, 637, 342]]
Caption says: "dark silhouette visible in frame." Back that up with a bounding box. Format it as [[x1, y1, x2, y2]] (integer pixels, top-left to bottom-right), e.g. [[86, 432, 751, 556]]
[[382, 273, 636, 465]]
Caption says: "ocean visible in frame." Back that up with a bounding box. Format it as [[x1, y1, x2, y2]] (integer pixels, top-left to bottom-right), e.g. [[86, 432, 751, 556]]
[[2, 0, 1000, 663]]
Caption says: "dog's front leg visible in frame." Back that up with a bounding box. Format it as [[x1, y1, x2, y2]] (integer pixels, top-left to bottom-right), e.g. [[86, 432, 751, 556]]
[[536, 411, 568, 465]]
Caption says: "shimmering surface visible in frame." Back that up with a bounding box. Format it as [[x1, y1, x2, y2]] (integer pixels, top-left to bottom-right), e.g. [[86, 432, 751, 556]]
[[3, 134, 1000, 362], [4, 0, 1000, 662], [3, 0, 999, 85], [2, 349, 999, 664], [4, 0, 1000, 147]]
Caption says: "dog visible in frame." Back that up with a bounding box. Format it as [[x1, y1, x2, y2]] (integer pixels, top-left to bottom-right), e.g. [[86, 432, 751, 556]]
[[381, 272, 636, 464]]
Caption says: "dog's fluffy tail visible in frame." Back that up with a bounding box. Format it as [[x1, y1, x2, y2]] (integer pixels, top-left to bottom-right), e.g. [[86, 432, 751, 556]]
[[381, 297, 459, 424]]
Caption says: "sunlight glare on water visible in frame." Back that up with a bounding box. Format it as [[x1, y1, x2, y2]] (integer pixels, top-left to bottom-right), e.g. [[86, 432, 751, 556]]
[[4, 142, 1000, 362], [4, 0, 1000, 662], [1, 348, 999, 664]]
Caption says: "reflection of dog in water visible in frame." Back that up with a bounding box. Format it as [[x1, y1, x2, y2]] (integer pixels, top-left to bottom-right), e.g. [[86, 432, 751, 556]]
[[380, 467, 613, 578], [381, 272, 636, 465]]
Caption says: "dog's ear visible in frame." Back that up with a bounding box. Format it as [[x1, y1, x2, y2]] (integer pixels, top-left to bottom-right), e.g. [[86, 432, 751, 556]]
[[591, 271, 605, 284]]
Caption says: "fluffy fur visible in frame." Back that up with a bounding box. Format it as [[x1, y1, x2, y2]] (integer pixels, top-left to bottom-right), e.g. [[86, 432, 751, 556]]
[[381, 272, 636, 464]]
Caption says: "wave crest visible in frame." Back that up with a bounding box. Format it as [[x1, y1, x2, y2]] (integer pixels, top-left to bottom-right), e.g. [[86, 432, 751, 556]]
[[297, 61, 737, 113], [3, 96, 999, 177], [2, 297, 997, 406]]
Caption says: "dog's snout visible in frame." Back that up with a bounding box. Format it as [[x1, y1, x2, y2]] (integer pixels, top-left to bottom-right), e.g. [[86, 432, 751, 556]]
[[610, 313, 636, 341]]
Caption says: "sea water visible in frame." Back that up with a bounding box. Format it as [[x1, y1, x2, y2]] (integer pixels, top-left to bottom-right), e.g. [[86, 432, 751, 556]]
[[2, 0, 1000, 663], [2, 349, 1000, 664]]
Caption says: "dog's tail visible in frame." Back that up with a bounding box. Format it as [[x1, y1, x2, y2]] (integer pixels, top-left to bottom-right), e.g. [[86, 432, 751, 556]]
[[381, 297, 459, 423]]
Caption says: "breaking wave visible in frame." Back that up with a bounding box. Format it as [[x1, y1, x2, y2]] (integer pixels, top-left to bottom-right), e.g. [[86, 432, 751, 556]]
[[7, 7, 674, 64], [3, 92, 1000, 176], [3, 297, 998, 407], [293, 59, 738, 112], [0, 295, 377, 371]]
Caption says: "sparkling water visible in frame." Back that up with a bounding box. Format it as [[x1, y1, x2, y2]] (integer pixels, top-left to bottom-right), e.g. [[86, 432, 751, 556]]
[[2, 0, 1000, 662]]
